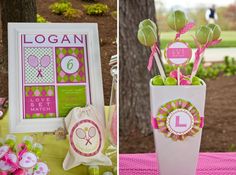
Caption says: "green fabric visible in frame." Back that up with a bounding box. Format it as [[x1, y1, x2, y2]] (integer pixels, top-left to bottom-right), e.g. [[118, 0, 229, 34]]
[[0, 107, 115, 174]]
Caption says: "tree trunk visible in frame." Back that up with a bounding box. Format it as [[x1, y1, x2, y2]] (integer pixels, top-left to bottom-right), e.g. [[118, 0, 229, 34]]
[[0, 0, 36, 96], [119, 0, 160, 136]]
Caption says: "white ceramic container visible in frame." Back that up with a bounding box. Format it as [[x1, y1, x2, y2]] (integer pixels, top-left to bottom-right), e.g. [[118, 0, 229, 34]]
[[150, 81, 206, 175]]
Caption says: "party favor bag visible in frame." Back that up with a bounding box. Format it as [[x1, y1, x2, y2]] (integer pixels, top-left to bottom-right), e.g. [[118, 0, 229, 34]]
[[63, 105, 112, 170]]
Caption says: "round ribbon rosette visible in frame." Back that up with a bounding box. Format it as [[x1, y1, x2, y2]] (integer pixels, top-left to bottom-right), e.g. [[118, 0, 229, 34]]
[[154, 99, 203, 141]]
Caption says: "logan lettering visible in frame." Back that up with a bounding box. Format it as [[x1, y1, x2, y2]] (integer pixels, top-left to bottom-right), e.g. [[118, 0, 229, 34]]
[[22, 34, 84, 45]]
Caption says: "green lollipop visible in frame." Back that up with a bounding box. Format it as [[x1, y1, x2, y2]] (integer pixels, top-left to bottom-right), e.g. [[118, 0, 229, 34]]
[[137, 19, 166, 81], [5, 134, 16, 149], [206, 24, 221, 40], [33, 143, 43, 157], [191, 76, 202, 85], [167, 10, 188, 31], [139, 19, 157, 32], [152, 75, 164, 85], [137, 26, 157, 47], [195, 26, 213, 45], [24, 140, 33, 150], [164, 77, 177, 85], [89, 165, 99, 175], [113, 166, 117, 175], [23, 136, 33, 151], [5, 139, 15, 148]]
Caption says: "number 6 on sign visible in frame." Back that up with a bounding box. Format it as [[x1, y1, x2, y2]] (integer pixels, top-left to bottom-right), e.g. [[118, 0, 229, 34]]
[[61, 56, 80, 74]]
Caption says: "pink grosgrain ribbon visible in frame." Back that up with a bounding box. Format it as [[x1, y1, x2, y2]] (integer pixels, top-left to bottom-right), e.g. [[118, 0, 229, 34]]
[[175, 22, 195, 40], [17, 143, 28, 161], [13, 168, 26, 175], [192, 39, 222, 72], [147, 43, 161, 71], [151, 114, 158, 129]]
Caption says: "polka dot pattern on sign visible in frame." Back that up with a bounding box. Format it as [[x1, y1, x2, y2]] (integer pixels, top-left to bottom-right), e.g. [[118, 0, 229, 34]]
[[24, 47, 54, 84]]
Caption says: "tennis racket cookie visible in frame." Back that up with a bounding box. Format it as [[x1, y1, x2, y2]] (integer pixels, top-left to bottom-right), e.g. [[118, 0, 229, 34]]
[[33, 162, 49, 175], [0, 153, 18, 173], [19, 152, 37, 169]]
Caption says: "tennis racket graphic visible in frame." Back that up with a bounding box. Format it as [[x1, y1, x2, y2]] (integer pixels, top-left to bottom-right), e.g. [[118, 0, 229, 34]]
[[76, 127, 96, 145], [28, 55, 51, 78]]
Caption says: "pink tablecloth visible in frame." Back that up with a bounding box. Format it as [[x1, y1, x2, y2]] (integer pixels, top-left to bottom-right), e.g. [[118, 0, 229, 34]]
[[119, 153, 236, 175]]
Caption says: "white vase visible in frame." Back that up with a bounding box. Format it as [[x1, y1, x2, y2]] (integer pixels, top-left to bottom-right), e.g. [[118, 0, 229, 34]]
[[150, 81, 206, 175]]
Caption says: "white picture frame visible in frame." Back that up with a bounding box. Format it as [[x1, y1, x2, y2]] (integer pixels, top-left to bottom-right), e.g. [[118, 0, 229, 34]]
[[8, 23, 104, 133]]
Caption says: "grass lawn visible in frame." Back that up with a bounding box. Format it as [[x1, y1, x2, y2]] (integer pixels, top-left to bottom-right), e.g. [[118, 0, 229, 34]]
[[160, 31, 236, 49]]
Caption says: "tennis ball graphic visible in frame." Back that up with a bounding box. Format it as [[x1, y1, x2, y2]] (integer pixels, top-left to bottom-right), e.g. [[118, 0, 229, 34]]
[[195, 26, 213, 45], [164, 77, 177, 85], [139, 19, 157, 32], [206, 24, 221, 40], [152, 75, 164, 85], [137, 26, 157, 47], [192, 76, 202, 85], [167, 10, 188, 31]]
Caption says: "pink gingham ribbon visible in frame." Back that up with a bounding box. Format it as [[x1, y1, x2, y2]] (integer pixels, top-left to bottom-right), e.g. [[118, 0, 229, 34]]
[[192, 39, 222, 72], [175, 22, 195, 40], [17, 143, 28, 161], [151, 114, 158, 129], [147, 43, 161, 71], [151, 115, 205, 129], [13, 168, 26, 175]]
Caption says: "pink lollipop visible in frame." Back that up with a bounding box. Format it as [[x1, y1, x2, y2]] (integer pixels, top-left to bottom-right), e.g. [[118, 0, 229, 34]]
[[28, 55, 39, 68], [169, 70, 183, 80], [180, 79, 191, 85], [180, 75, 191, 85], [40, 56, 51, 68]]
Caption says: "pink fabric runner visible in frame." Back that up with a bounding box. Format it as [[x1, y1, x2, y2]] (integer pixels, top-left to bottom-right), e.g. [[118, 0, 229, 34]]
[[119, 153, 236, 175]]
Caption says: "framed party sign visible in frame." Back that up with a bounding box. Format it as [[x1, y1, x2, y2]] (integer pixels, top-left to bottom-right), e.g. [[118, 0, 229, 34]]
[[8, 23, 104, 133]]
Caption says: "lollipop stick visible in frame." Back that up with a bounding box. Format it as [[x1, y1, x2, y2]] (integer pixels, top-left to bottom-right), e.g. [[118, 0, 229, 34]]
[[177, 67, 180, 85], [153, 52, 166, 81]]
